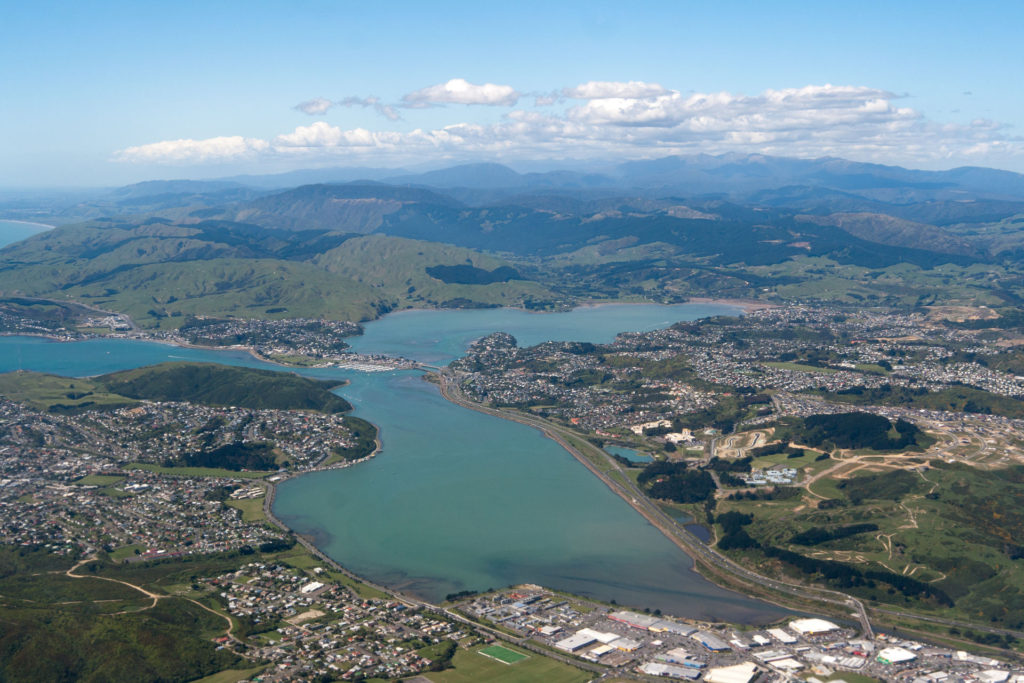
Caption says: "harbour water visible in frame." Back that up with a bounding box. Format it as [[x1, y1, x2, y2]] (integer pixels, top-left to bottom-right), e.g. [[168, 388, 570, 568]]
[[0, 302, 784, 622], [604, 445, 654, 463], [0, 219, 52, 248]]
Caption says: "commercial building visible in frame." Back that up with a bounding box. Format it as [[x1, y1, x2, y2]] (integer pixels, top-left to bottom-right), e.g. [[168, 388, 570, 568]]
[[877, 646, 917, 665], [640, 662, 701, 679], [767, 627, 798, 644], [555, 632, 597, 653], [704, 661, 760, 683], [692, 631, 731, 652], [789, 618, 841, 636]]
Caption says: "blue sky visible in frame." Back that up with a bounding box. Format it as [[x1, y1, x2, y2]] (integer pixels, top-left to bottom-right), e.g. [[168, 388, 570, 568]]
[[2, 0, 1022, 186]]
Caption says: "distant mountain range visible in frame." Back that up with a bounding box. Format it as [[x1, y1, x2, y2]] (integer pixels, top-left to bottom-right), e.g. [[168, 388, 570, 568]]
[[2, 152, 1024, 326], [6, 153, 1024, 223]]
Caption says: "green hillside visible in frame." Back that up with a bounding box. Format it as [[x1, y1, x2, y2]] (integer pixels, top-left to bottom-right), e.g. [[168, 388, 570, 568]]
[[313, 235, 560, 308], [0, 372, 138, 413], [60, 258, 387, 328], [0, 363, 351, 414], [0, 548, 238, 683], [0, 220, 563, 326], [98, 362, 351, 413], [0, 221, 391, 328]]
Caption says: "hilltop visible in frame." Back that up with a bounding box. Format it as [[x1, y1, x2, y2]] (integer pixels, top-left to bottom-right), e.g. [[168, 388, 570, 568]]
[[0, 219, 560, 328], [0, 362, 351, 414]]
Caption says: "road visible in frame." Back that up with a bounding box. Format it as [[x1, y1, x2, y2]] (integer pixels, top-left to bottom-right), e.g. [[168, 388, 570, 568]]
[[436, 370, 877, 636], [65, 558, 240, 643], [439, 371, 1024, 648]]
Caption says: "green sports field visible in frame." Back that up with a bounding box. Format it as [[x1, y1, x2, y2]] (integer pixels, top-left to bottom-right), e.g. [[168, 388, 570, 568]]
[[479, 644, 528, 664], [426, 645, 589, 683]]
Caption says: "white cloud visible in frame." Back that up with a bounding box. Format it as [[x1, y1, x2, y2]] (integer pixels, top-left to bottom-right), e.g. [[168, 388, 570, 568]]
[[402, 78, 520, 107], [116, 136, 269, 163], [116, 83, 1024, 169], [294, 96, 402, 121], [563, 80, 668, 99], [294, 97, 334, 115], [568, 84, 914, 129], [274, 122, 383, 148]]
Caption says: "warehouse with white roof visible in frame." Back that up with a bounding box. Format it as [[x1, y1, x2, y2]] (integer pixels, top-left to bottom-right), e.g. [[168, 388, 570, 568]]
[[789, 618, 841, 636]]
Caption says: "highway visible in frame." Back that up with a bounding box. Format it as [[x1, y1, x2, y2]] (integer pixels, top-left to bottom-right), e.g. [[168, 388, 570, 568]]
[[436, 370, 877, 635], [262, 366, 1024, 664]]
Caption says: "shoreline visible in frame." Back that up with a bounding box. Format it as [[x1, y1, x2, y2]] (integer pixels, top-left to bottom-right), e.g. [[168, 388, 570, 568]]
[[267, 373, 790, 627], [432, 371, 876, 630], [378, 297, 767, 318], [683, 297, 777, 313], [0, 218, 56, 229], [0, 307, 880, 633]]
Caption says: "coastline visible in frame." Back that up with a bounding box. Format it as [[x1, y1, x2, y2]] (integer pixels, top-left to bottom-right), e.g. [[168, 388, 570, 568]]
[[432, 370, 873, 629], [4, 307, 867, 632], [683, 297, 777, 313], [1, 297, 759, 358], [350, 297, 768, 320], [0, 219, 56, 229], [0, 332, 351, 382]]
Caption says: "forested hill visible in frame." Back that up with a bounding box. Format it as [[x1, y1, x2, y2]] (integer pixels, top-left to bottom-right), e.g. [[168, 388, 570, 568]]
[[97, 363, 352, 413], [0, 221, 559, 328]]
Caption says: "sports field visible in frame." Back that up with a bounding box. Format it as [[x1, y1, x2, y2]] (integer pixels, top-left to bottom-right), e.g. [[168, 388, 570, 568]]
[[479, 644, 528, 664], [426, 646, 589, 683]]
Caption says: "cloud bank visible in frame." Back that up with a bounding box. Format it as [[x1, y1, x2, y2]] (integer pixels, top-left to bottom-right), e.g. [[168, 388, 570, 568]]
[[563, 80, 669, 99], [117, 79, 1024, 168], [294, 96, 400, 121], [402, 78, 520, 107]]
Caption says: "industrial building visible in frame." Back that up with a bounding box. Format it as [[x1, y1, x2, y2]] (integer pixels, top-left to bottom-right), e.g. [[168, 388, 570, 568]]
[[877, 646, 917, 665], [767, 627, 798, 644], [704, 661, 760, 683], [640, 661, 701, 679], [608, 610, 697, 635], [692, 630, 731, 652], [554, 631, 596, 653], [789, 618, 841, 636]]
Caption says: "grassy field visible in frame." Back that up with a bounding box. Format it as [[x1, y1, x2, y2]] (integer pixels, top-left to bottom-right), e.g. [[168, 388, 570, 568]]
[[0, 371, 136, 412], [802, 674, 882, 683], [764, 361, 839, 374], [225, 495, 267, 523], [73, 474, 126, 486], [426, 646, 589, 683], [272, 547, 322, 570], [479, 644, 529, 664], [109, 544, 147, 561], [270, 547, 391, 599], [126, 463, 270, 479], [192, 666, 268, 683], [855, 363, 890, 375]]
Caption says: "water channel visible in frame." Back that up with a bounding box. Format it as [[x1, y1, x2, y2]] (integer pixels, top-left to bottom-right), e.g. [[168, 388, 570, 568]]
[[0, 303, 785, 623]]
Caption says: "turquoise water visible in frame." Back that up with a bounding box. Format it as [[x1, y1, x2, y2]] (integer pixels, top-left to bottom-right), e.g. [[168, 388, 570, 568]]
[[604, 445, 653, 463], [275, 370, 776, 622], [0, 337, 272, 376], [345, 303, 742, 365], [0, 302, 783, 622], [0, 219, 51, 248]]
